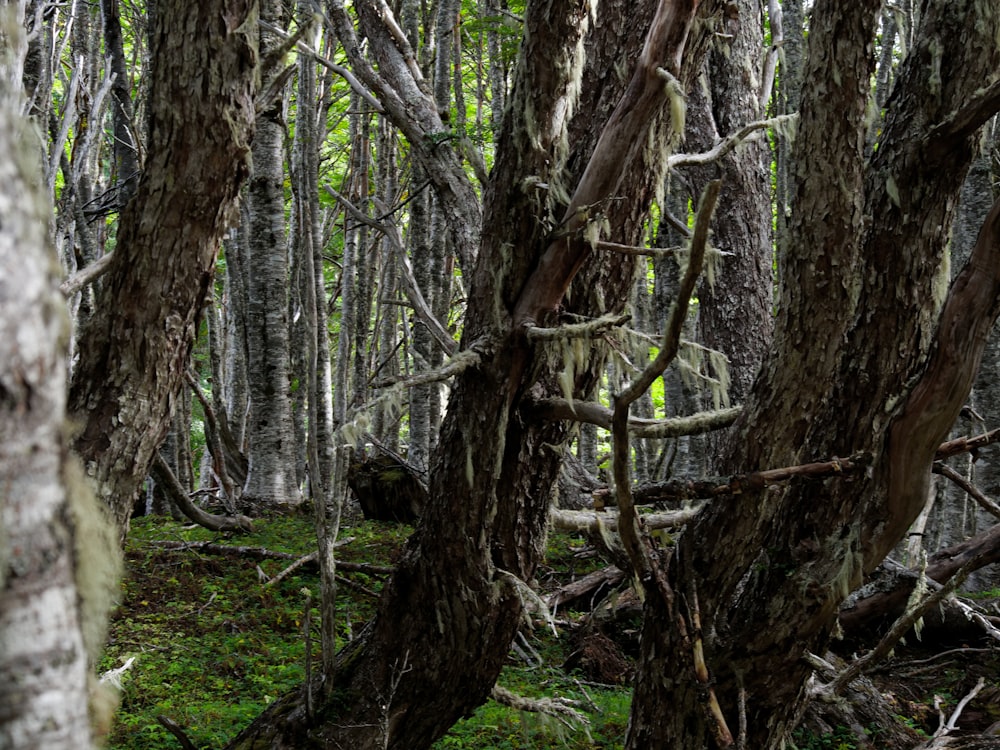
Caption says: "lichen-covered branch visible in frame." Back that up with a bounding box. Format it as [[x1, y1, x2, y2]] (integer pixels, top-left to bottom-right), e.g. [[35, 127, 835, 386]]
[[511, 0, 704, 329], [527, 398, 740, 437]]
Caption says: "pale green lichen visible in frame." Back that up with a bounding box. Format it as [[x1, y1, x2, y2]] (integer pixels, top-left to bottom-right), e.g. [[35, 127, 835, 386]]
[[927, 37, 942, 98], [886, 174, 901, 209], [497, 569, 557, 635]]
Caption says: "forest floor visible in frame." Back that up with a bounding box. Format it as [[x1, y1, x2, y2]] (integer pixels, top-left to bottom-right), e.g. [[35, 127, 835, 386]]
[[100, 507, 1000, 750]]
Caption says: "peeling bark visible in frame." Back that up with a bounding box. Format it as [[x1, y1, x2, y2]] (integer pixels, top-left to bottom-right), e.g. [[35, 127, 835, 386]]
[[68, 0, 258, 535]]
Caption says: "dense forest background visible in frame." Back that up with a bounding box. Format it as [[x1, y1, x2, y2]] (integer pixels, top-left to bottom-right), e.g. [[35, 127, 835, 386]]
[[5, 0, 1000, 748]]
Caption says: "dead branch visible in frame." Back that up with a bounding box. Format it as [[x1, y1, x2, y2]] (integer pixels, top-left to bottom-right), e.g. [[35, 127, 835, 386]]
[[156, 716, 197, 750], [185, 370, 241, 512], [933, 461, 1000, 519], [612, 180, 721, 585], [60, 250, 115, 296], [667, 114, 796, 170], [550, 507, 702, 534], [545, 566, 627, 611], [913, 678, 986, 749], [149, 454, 252, 533], [326, 185, 455, 355], [822, 556, 980, 699], [595, 240, 680, 257], [525, 313, 631, 341], [148, 539, 390, 575], [490, 685, 589, 729], [839, 523, 1000, 635], [935, 426, 1000, 460], [528, 398, 741, 438]]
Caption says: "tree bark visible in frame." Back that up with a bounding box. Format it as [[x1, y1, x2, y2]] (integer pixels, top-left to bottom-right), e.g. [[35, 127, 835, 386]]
[[68, 0, 258, 536], [242, 0, 302, 507], [225, 1, 721, 747], [0, 49, 116, 748], [627, 1, 1000, 747]]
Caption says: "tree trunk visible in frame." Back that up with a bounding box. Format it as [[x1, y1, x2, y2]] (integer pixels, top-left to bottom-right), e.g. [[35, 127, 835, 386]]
[[627, 1, 1000, 747], [0, 50, 117, 748], [68, 0, 258, 535], [242, 0, 302, 507]]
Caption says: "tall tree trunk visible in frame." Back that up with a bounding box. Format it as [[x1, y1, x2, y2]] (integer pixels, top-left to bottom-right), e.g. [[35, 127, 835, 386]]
[[242, 0, 302, 507], [0, 38, 117, 747], [100, 0, 139, 206], [68, 0, 258, 536]]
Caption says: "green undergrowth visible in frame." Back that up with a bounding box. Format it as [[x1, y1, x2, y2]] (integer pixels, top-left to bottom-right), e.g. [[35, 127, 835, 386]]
[[101, 512, 631, 749]]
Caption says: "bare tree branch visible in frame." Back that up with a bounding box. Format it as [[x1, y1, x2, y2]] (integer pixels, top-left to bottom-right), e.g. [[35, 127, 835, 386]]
[[60, 250, 115, 296], [325, 184, 456, 354], [667, 114, 795, 170], [933, 461, 1000, 520], [528, 398, 741, 438]]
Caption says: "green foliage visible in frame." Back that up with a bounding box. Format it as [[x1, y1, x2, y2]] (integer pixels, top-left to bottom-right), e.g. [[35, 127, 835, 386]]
[[790, 725, 863, 750]]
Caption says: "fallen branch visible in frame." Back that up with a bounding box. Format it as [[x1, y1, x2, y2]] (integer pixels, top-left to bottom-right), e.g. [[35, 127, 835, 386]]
[[147, 539, 390, 575], [490, 685, 589, 729], [821, 556, 980, 700], [545, 566, 627, 611], [150, 455, 253, 533], [550, 507, 701, 533], [156, 716, 197, 750], [914, 677, 986, 749]]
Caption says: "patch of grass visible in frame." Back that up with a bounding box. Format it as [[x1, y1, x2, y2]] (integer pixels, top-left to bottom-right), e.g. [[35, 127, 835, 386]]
[[104, 515, 631, 749]]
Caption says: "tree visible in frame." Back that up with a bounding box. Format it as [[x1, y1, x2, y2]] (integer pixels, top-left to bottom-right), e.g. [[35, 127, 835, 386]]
[[67, 0, 258, 534], [227, 0, 722, 746], [0, 17, 118, 746], [628, 1, 1000, 746], [228, 1, 1000, 748], [241, 0, 302, 508]]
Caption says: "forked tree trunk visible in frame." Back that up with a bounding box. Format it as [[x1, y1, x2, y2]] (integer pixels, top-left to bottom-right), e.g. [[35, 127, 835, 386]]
[[627, 2, 1000, 747], [68, 0, 257, 535], [225, 1, 720, 747]]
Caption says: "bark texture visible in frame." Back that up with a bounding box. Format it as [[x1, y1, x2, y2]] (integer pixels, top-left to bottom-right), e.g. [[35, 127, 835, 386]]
[[225, 1, 722, 747], [68, 0, 258, 535], [627, 1, 1000, 747], [0, 62, 97, 749], [242, 0, 301, 507]]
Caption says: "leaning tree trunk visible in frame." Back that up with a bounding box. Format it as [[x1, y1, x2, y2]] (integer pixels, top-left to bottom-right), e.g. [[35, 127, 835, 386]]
[[68, 0, 257, 536], [627, 1, 1000, 747], [225, 1, 720, 747]]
